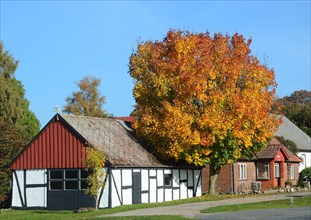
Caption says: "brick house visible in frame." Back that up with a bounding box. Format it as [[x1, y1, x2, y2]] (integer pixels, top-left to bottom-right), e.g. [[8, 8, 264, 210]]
[[202, 138, 302, 194]]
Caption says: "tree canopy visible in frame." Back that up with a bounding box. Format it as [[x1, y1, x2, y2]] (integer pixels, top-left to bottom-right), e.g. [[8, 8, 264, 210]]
[[274, 90, 311, 136], [0, 42, 40, 203], [63, 76, 109, 117], [129, 30, 280, 193], [0, 42, 40, 139]]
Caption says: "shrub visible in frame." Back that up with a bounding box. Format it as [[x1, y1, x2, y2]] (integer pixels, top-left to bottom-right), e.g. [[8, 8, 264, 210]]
[[299, 167, 311, 185]]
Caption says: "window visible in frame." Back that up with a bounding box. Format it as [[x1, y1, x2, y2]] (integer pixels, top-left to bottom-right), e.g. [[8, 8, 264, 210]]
[[49, 169, 90, 191], [301, 154, 306, 168], [290, 166, 295, 180], [239, 164, 247, 180], [274, 163, 280, 178], [164, 173, 172, 187], [50, 170, 63, 190], [257, 162, 270, 179]]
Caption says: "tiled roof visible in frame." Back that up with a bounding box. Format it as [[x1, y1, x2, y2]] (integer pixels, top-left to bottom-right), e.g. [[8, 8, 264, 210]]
[[283, 146, 302, 163], [255, 138, 301, 162], [255, 144, 280, 159], [275, 116, 311, 152], [60, 114, 164, 167]]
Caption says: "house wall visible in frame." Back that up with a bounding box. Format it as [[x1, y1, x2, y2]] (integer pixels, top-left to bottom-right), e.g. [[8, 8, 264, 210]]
[[12, 169, 47, 209], [234, 162, 257, 193], [10, 118, 86, 170], [297, 151, 311, 173], [103, 167, 202, 208], [285, 163, 300, 185], [201, 164, 232, 194]]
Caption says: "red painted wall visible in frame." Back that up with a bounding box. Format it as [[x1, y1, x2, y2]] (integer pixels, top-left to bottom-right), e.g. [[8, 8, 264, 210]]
[[10, 117, 86, 170]]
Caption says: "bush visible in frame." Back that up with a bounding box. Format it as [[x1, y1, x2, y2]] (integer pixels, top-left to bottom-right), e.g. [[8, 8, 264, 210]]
[[299, 167, 311, 185]]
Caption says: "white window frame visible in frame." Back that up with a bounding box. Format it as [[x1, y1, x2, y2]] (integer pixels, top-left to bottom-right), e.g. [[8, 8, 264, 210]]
[[256, 162, 270, 179], [239, 163, 247, 180], [290, 165, 295, 180], [274, 163, 280, 178]]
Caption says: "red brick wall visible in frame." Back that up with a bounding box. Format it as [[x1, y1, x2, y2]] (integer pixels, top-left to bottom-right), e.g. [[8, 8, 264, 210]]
[[201, 164, 232, 194], [234, 162, 256, 193]]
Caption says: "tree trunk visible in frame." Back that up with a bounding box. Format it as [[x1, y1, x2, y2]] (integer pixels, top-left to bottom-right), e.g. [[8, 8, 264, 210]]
[[95, 195, 98, 211], [208, 165, 220, 194]]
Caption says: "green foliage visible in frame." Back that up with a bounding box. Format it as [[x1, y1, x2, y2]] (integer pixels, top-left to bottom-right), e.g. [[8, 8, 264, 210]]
[[0, 42, 40, 203], [275, 136, 298, 154], [299, 167, 311, 183], [274, 90, 311, 136], [0, 122, 28, 203], [84, 147, 106, 210], [63, 76, 109, 118]]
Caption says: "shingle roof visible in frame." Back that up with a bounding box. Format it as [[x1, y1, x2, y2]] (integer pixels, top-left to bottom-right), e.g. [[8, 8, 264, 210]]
[[255, 138, 301, 163], [275, 116, 311, 152], [60, 114, 164, 167]]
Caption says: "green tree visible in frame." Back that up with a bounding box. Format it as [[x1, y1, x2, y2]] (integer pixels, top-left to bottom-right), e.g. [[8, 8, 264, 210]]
[[0, 122, 28, 203], [0, 42, 40, 139], [84, 147, 106, 210], [275, 136, 298, 154], [0, 42, 40, 203], [63, 76, 109, 117], [130, 30, 279, 194], [275, 90, 311, 136]]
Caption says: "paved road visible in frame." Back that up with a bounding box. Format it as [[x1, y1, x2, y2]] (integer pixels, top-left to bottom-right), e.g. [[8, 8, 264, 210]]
[[196, 207, 311, 220], [103, 191, 311, 219]]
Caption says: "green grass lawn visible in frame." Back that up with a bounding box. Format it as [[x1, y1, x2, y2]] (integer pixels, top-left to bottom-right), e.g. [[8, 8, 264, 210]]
[[201, 196, 311, 213], [1, 193, 308, 220]]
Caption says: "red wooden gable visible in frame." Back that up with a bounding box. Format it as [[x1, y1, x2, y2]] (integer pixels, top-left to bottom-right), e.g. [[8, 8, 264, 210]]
[[10, 115, 87, 170]]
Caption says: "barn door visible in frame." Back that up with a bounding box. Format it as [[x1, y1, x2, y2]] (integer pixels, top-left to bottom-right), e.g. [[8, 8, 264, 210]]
[[132, 171, 141, 204]]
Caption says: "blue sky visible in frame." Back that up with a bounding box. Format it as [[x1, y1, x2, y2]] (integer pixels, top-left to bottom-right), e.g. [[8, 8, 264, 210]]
[[0, 0, 310, 126]]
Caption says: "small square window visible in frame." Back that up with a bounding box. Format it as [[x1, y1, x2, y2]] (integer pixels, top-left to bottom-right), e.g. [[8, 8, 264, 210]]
[[50, 181, 62, 190], [65, 170, 78, 179], [80, 180, 88, 190], [65, 181, 78, 190], [80, 170, 92, 179], [50, 170, 62, 180], [164, 173, 172, 187]]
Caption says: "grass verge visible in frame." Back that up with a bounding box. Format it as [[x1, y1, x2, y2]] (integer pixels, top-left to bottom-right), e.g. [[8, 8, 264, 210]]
[[201, 196, 311, 213]]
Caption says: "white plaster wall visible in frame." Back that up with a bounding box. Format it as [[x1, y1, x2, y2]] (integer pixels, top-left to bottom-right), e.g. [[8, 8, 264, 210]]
[[26, 169, 47, 207], [298, 152, 311, 173], [122, 169, 132, 186], [187, 170, 193, 187], [141, 192, 149, 203], [180, 170, 187, 199], [164, 188, 172, 201], [26, 187, 46, 207], [12, 170, 24, 207], [111, 169, 121, 208], [173, 170, 179, 187], [122, 188, 132, 205], [194, 170, 202, 196], [157, 188, 164, 202], [141, 169, 149, 191], [157, 170, 163, 186], [149, 178, 157, 203], [99, 168, 109, 208], [173, 189, 179, 200]]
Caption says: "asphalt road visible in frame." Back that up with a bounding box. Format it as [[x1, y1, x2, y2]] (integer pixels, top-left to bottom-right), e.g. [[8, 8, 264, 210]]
[[196, 206, 311, 220], [103, 191, 311, 219]]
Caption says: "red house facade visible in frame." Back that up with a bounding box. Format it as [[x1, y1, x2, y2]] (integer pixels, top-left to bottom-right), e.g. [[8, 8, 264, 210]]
[[202, 138, 301, 194]]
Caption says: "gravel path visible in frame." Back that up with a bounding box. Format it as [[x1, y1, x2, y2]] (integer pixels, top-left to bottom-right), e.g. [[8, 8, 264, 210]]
[[103, 191, 311, 219]]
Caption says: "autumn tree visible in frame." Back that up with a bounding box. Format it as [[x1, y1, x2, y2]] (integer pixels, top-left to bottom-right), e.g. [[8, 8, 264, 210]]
[[84, 147, 106, 210], [63, 76, 109, 117], [274, 90, 311, 136], [129, 30, 280, 194]]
